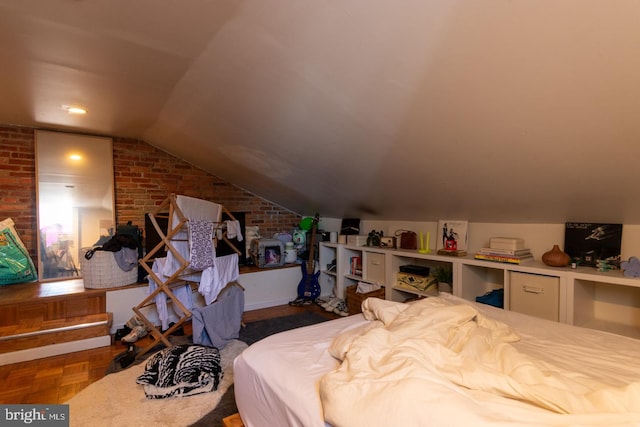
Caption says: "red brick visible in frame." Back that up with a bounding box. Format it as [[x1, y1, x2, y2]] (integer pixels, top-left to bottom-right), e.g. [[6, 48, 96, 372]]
[[0, 124, 301, 264]]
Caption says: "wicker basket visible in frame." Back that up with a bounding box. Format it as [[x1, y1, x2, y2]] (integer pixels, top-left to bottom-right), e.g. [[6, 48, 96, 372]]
[[80, 249, 138, 289], [346, 285, 385, 314]]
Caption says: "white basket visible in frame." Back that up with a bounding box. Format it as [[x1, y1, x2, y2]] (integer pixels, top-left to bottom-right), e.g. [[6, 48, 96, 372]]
[[80, 249, 138, 289]]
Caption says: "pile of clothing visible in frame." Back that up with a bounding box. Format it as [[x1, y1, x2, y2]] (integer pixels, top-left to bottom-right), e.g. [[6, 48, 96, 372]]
[[136, 344, 223, 399]]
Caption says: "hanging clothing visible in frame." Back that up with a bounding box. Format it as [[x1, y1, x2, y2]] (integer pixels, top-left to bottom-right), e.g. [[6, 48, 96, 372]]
[[200, 253, 239, 305], [225, 220, 243, 241], [149, 257, 194, 330], [191, 284, 244, 348], [188, 219, 215, 270], [163, 195, 221, 278]]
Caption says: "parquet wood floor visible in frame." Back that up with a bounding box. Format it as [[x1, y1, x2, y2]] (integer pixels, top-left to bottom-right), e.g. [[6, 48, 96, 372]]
[[0, 302, 338, 405]]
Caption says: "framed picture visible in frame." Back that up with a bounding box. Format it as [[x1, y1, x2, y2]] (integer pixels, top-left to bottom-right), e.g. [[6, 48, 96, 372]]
[[564, 222, 622, 267], [437, 220, 469, 251]]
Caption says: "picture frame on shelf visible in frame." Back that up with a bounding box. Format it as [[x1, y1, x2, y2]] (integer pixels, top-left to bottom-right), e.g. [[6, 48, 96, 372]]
[[564, 222, 622, 268], [437, 220, 469, 252]]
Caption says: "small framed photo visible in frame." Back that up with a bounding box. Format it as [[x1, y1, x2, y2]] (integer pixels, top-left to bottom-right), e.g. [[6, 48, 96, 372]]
[[437, 220, 469, 252]]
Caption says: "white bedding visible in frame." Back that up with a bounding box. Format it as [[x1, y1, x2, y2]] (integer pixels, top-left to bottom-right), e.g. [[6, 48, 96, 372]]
[[233, 294, 640, 427], [234, 315, 367, 427]]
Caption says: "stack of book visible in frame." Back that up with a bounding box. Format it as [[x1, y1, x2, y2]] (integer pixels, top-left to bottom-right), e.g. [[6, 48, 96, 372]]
[[350, 256, 362, 276], [437, 249, 468, 257], [474, 238, 533, 264]]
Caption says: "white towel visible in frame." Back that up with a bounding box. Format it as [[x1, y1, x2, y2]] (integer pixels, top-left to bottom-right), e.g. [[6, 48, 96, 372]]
[[148, 257, 195, 330], [225, 220, 243, 241], [356, 281, 381, 293], [200, 253, 239, 305]]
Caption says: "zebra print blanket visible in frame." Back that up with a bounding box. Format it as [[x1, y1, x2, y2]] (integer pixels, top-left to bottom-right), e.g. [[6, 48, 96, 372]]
[[136, 344, 223, 399]]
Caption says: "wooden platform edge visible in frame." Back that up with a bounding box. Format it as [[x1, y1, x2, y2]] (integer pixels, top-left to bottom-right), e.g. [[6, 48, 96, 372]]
[[222, 413, 244, 427]]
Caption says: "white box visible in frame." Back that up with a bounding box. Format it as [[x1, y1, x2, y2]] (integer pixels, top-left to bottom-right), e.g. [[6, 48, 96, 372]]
[[346, 234, 368, 246], [490, 237, 525, 251]]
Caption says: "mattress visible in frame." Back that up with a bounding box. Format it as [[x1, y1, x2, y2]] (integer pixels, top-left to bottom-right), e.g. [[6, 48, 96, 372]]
[[234, 294, 640, 426], [234, 315, 367, 427]]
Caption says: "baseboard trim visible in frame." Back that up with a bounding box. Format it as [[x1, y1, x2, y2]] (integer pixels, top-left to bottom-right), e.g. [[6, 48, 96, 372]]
[[243, 293, 333, 312], [0, 335, 112, 366], [244, 297, 292, 312]]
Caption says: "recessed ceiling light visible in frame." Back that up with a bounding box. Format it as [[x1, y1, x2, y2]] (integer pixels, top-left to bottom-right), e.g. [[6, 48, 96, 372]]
[[63, 105, 87, 115]]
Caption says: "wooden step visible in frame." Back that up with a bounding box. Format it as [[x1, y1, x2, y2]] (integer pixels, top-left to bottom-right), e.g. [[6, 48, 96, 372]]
[[0, 280, 107, 328], [0, 280, 114, 366], [0, 313, 113, 354]]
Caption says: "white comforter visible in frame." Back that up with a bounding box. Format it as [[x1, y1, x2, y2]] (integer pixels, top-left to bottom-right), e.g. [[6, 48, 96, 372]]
[[319, 297, 640, 427]]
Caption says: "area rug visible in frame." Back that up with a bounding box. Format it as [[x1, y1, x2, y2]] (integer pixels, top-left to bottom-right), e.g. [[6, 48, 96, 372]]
[[66, 339, 247, 427], [238, 310, 331, 345]]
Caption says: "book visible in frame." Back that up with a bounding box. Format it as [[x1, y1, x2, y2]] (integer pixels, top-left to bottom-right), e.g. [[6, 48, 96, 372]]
[[477, 247, 531, 256], [489, 237, 525, 251], [437, 249, 468, 257], [350, 256, 362, 276], [474, 253, 533, 264], [437, 220, 469, 252]]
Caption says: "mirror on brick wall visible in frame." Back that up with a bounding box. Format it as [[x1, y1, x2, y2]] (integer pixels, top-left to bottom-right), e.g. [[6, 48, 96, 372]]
[[35, 130, 115, 281]]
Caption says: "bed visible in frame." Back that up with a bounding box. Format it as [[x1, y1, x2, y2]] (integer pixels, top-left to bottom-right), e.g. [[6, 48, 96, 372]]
[[234, 293, 640, 426]]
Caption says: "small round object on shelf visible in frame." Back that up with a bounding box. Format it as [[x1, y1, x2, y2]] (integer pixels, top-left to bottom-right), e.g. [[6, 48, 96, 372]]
[[542, 244, 570, 267]]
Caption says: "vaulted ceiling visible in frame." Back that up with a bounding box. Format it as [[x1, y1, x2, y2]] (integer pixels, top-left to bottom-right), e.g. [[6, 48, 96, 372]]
[[2, 1, 640, 223]]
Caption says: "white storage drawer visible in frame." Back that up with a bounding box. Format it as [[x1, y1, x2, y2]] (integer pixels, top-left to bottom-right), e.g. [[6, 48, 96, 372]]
[[364, 252, 386, 284], [509, 272, 559, 321]]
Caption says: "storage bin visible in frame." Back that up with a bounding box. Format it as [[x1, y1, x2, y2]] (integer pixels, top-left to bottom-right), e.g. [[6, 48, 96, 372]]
[[509, 271, 559, 321], [346, 285, 385, 314], [81, 249, 138, 289], [364, 252, 386, 284]]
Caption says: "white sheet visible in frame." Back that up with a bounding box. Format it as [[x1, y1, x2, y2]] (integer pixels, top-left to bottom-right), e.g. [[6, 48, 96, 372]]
[[233, 294, 640, 427], [234, 315, 368, 427]]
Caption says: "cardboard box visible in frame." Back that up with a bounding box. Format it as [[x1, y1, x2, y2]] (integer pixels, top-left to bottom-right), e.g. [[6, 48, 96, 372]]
[[346, 234, 368, 246], [395, 273, 438, 295]]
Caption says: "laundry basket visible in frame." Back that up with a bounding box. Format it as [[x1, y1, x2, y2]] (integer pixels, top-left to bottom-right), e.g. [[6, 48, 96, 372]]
[[80, 249, 138, 289], [346, 285, 385, 315]]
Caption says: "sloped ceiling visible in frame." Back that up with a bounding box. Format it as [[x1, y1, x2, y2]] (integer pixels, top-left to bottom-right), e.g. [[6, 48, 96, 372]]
[[1, 1, 640, 223]]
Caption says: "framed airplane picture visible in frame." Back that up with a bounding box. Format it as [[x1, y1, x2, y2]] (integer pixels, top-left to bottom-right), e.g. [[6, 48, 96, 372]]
[[564, 222, 622, 267]]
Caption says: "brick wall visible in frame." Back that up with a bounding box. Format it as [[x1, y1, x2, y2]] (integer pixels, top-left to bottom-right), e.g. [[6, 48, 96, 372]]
[[0, 125, 301, 263], [0, 126, 37, 257]]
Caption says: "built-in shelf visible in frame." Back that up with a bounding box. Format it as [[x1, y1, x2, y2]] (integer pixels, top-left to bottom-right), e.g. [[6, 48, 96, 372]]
[[319, 242, 640, 339]]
